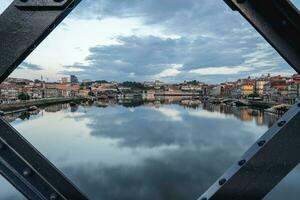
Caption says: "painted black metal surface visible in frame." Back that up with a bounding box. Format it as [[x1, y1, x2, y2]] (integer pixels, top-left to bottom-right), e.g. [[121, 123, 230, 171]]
[[15, 0, 73, 10], [0, 0, 80, 83], [0, 0, 88, 199], [199, 0, 300, 199]]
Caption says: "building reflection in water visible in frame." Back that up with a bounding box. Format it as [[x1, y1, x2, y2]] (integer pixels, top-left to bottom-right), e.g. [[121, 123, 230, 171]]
[[0, 97, 284, 200], [201, 103, 278, 127]]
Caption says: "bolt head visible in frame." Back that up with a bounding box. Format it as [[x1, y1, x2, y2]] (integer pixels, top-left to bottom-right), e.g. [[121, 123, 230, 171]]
[[219, 178, 227, 186], [22, 168, 32, 177], [238, 159, 246, 166], [278, 121, 286, 127], [50, 193, 58, 200], [281, 20, 288, 26], [257, 140, 266, 147]]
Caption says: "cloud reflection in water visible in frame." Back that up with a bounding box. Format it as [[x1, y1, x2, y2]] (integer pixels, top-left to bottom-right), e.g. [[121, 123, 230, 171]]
[[4, 103, 292, 200]]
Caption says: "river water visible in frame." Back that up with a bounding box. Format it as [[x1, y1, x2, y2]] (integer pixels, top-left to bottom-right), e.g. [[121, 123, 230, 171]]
[[0, 99, 299, 200]]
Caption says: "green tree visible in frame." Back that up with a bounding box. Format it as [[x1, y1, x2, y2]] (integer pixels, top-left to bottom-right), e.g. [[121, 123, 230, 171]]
[[95, 80, 108, 84], [186, 80, 199, 85], [121, 81, 146, 90], [18, 93, 30, 101], [248, 93, 260, 98], [88, 91, 95, 96]]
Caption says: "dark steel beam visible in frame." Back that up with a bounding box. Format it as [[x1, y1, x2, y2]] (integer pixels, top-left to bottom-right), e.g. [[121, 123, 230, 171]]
[[199, 0, 300, 199], [0, 0, 88, 199], [224, 0, 300, 73], [15, 0, 74, 10], [2, 0, 300, 199], [0, 0, 80, 83], [0, 118, 88, 200], [199, 102, 300, 200]]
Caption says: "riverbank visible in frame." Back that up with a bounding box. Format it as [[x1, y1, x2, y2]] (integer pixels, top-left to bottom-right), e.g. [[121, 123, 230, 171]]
[[0, 97, 85, 112]]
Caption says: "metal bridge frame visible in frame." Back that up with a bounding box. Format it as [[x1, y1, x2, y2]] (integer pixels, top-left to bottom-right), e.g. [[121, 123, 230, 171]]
[[0, 0, 88, 199], [0, 0, 299, 200]]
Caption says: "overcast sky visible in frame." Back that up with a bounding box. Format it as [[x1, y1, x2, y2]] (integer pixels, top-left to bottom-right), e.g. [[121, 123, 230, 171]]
[[1, 0, 299, 83]]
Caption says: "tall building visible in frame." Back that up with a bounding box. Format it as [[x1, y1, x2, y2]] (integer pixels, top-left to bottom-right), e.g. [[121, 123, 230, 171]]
[[61, 77, 69, 83], [255, 76, 269, 95], [70, 75, 78, 83], [241, 80, 254, 96]]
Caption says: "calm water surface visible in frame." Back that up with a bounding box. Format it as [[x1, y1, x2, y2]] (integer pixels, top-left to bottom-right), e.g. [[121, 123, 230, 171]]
[[0, 100, 298, 200]]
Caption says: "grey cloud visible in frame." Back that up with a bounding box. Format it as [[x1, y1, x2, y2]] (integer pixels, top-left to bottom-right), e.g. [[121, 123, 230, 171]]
[[60, 104, 300, 200], [72, 0, 244, 36], [62, 149, 233, 200], [63, 147, 300, 200], [69, 105, 261, 149], [19, 62, 43, 71], [2, 196, 22, 200], [63, 34, 291, 83], [62, 0, 294, 82], [57, 104, 285, 200], [290, 0, 300, 8], [2, 103, 299, 200]]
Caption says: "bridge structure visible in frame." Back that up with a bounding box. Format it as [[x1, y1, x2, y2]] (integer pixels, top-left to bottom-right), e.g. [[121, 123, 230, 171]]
[[0, 0, 300, 200]]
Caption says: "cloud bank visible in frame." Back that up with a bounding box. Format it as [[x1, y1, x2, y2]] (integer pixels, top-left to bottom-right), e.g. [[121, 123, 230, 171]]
[[61, 0, 293, 83]]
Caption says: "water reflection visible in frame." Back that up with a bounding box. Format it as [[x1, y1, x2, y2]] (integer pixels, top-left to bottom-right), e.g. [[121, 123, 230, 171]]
[[290, 0, 300, 10], [0, 0, 13, 15], [0, 176, 24, 200], [1, 99, 284, 200]]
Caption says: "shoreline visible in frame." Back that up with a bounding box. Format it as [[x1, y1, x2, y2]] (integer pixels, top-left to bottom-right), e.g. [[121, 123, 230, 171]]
[[0, 97, 85, 112]]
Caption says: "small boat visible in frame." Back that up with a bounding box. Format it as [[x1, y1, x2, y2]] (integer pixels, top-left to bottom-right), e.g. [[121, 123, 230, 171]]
[[94, 101, 109, 108], [266, 104, 291, 114], [234, 100, 249, 107], [28, 106, 38, 111], [70, 102, 77, 107]]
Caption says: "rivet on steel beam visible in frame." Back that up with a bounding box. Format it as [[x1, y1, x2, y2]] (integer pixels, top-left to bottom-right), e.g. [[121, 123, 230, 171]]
[[50, 24, 57, 31], [257, 140, 266, 147], [278, 121, 286, 127], [238, 159, 246, 166], [219, 178, 227, 186], [22, 168, 32, 177], [281, 20, 288, 27], [237, 0, 246, 3], [50, 193, 58, 200]]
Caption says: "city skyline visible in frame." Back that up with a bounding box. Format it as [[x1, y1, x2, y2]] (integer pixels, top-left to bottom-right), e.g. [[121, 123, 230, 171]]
[[0, 0, 300, 83], [2, 73, 300, 107], [5, 72, 297, 85]]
